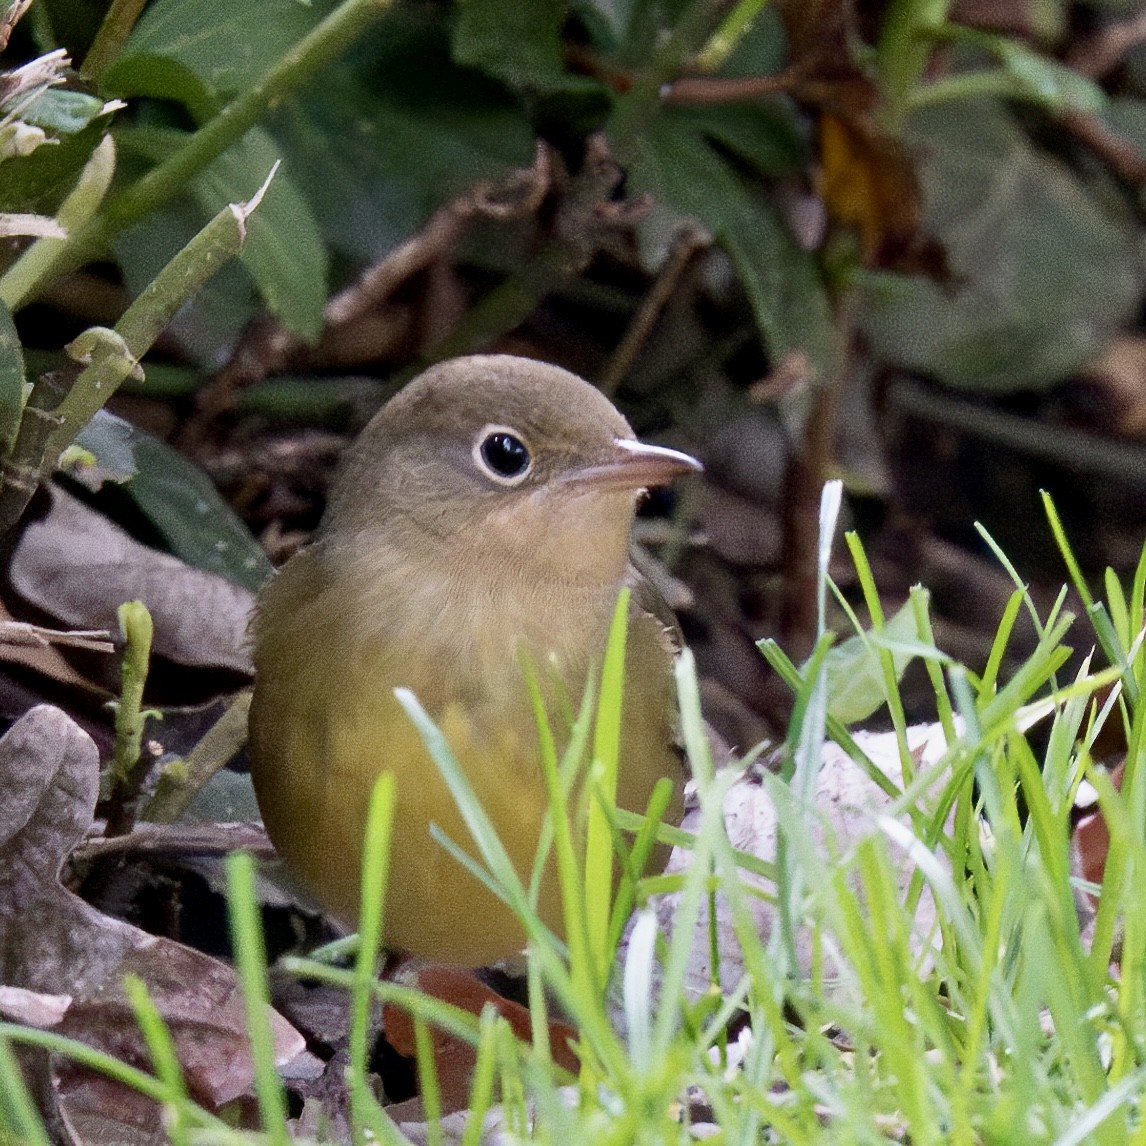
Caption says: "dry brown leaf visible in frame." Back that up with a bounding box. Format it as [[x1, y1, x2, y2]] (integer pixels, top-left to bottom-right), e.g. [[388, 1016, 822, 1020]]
[[8, 486, 254, 679], [1072, 759, 1123, 924], [383, 966, 579, 1118], [646, 723, 953, 1000], [818, 111, 929, 269], [0, 704, 304, 1135]]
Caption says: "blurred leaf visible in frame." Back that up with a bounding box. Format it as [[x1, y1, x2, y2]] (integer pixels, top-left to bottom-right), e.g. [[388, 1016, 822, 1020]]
[[190, 129, 328, 343], [62, 413, 271, 592], [670, 100, 805, 175], [182, 768, 261, 823], [113, 124, 328, 343], [994, 40, 1105, 113], [858, 99, 1143, 391], [0, 120, 107, 213], [268, 12, 535, 261], [102, 52, 216, 120], [931, 30, 1106, 115], [454, 0, 591, 93], [715, 4, 788, 76], [573, 0, 639, 51], [0, 303, 24, 451], [1100, 96, 1146, 157], [629, 105, 834, 381], [111, 0, 338, 102], [822, 598, 921, 725]]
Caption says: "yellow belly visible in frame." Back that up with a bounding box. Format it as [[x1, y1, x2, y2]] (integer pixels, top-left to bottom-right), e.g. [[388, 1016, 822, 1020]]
[[248, 552, 682, 965]]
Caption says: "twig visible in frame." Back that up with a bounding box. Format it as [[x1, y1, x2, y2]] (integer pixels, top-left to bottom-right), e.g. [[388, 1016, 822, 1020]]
[[73, 821, 274, 863], [888, 377, 1146, 488], [599, 224, 710, 398], [141, 691, 253, 824], [0, 620, 114, 653], [423, 135, 648, 364], [1067, 6, 1146, 79], [664, 71, 800, 105], [330, 144, 552, 330], [1060, 110, 1146, 187], [780, 292, 856, 660], [176, 146, 553, 451]]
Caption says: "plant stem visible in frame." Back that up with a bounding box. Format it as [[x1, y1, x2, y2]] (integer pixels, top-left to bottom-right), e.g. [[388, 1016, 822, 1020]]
[[81, 0, 149, 83], [141, 692, 252, 824]]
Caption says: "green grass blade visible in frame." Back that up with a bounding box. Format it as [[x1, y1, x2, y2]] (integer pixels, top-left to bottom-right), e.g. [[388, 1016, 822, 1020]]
[[225, 851, 290, 1146], [349, 772, 396, 1146]]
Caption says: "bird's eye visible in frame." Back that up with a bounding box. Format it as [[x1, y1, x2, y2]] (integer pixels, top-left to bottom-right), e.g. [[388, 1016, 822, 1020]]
[[474, 427, 532, 483]]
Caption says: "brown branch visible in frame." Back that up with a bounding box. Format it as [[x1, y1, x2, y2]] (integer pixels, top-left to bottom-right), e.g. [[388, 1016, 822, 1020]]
[[664, 71, 800, 105], [600, 224, 711, 397], [779, 294, 856, 660], [73, 821, 275, 863], [1060, 110, 1146, 187]]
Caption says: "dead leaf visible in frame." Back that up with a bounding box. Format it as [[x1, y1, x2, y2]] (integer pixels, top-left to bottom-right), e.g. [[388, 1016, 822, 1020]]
[[0, 705, 304, 1134], [0, 985, 70, 1027], [819, 111, 933, 270], [7, 486, 254, 683], [646, 723, 953, 1000], [1072, 759, 1124, 920], [383, 966, 579, 1117]]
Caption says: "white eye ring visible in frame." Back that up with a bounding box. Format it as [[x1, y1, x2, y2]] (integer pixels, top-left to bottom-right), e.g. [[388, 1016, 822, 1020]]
[[472, 424, 533, 485]]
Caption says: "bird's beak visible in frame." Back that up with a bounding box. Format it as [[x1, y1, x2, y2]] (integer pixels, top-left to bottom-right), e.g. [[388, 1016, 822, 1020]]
[[564, 438, 703, 493]]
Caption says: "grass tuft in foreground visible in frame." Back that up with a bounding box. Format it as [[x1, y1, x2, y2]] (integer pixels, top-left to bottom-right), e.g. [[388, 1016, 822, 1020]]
[[1, 487, 1144, 1143]]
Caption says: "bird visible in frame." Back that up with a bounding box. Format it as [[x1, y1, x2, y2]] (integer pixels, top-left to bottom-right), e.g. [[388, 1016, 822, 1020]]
[[248, 354, 701, 966]]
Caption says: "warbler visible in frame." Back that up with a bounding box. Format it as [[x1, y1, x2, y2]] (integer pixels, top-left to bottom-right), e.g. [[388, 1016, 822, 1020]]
[[248, 355, 700, 965]]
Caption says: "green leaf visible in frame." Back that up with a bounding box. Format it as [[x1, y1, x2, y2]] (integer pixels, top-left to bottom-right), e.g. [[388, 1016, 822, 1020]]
[[190, 129, 328, 343], [926, 28, 1106, 115], [102, 53, 216, 120], [712, 3, 788, 77], [628, 106, 834, 381], [822, 598, 922, 725], [71, 414, 271, 591], [663, 102, 805, 176], [110, 0, 338, 102], [994, 41, 1105, 114], [453, 0, 586, 93], [858, 99, 1143, 391], [0, 303, 25, 451], [113, 125, 328, 344], [71, 408, 139, 484], [0, 121, 107, 214], [267, 13, 535, 262]]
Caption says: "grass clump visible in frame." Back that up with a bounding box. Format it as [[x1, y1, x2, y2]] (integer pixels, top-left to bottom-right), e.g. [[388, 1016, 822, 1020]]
[[2, 487, 1145, 1143]]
